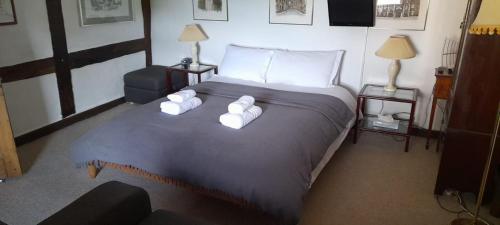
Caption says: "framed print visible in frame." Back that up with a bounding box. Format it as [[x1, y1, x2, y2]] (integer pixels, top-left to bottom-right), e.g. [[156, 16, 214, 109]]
[[78, 0, 134, 26], [269, 0, 314, 25], [0, 0, 17, 26], [193, 0, 228, 21], [375, 0, 430, 30]]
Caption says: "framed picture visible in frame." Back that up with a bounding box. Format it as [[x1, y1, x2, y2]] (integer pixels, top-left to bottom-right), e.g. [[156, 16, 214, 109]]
[[374, 0, 430, 31], [78, 0, 134, 26], [192, 0, 228, 21], [269, 0, 314, 25], [0, 0, 17, 26]]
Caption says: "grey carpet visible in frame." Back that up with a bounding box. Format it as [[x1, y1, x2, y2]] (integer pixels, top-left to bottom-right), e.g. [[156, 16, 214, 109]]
[[1, 103, 499, 225]]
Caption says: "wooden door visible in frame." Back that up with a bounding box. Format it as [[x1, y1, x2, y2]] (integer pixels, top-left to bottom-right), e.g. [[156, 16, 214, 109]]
[[0, 81, 21, 179]]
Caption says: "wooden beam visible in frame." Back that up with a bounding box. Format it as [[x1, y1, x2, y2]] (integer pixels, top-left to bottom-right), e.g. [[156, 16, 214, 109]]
[[15, 97, 125, 146], [46, 0, 75, 118], [0, 0, 150, 84], [141, 0, 152, 66], [69, 39, 146, 69], [0, 83, 22, 178], [0, 38, 146, 84], [0, 58, 55, 83]]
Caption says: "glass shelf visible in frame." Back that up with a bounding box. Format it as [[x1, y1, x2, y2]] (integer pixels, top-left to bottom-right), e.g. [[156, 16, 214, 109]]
[[169, 64, 216, 73], [360, 84, 417, 102], [359, 115, 410, 136]]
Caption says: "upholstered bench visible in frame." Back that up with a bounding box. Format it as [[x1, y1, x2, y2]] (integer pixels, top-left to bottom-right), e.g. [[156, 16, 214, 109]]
[[38, 181, 213, 225], [124, 65, 185, 104]]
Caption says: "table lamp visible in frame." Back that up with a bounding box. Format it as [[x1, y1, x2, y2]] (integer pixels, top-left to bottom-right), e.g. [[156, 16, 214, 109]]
[[375, 35, 416, 92], [451, 0, 500, 225], [469, 0, 500, 35], [178, 24, 208, 68]]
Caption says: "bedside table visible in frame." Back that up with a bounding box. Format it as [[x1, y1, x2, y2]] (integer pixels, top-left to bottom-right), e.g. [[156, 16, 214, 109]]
[[425, 69, 453, 151], [353, 84, 418, 152], [165, 63, 218, 92]]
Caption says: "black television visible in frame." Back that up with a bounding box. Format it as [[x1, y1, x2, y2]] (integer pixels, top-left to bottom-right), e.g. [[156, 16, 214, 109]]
[[328, 0, 375, 27]]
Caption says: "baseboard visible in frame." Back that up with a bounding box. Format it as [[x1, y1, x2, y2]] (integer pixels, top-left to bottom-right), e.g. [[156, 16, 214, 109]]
[[411, 127, 442, 138], [15, 97, 126, 146]]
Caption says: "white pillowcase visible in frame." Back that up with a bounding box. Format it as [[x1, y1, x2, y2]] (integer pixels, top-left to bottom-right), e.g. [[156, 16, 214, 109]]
[[218, 45, 274, 83], [266, 50, 345, 88]]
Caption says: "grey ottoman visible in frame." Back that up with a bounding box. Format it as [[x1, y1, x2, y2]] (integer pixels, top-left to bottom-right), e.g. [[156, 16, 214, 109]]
[[124, 65, 185, 104]]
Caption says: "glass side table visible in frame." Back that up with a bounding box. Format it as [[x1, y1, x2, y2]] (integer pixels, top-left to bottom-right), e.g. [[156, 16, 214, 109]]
[[353, 84, 419, 152], [165, 63, 218, 92]]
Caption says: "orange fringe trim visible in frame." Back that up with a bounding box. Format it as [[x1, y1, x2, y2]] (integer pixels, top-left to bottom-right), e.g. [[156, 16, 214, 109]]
[[88, 161, 257, 209], [469, 25, 500, 35]]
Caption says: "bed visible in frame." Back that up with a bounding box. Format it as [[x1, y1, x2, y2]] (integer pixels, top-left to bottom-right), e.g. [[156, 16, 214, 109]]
[[71, 45, 357, 225]]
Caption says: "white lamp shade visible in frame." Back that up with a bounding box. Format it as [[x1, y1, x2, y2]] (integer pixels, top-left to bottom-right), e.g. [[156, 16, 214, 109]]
[[178, 24, 209, 42], [376, 35, 416, 60], [469, 0, 500, 35]]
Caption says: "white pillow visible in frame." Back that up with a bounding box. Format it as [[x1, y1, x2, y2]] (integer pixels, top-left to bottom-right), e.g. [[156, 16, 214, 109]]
[[218, 45, 274, 83], [266, 50, 345, 88]]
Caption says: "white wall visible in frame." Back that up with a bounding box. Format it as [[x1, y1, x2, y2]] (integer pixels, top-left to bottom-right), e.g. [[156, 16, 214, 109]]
[[61, 0, 146, 113], [72, 52, 145, 112], [152, 0, 368, 94], [363, 0, 468, 128], [2, 74, 62, 136], [0, 0, 146, 137], [0, 0, 53, 65], [0, 0, 61, 137], [61, 0, 145, 52], [151, 0, 468, 129]]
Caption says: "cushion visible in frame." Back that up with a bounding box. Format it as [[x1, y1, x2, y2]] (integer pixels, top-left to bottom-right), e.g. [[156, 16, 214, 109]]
[[124, 65, 168, 91], [218, 45, 274, 83], [266, 50, 345, 88]]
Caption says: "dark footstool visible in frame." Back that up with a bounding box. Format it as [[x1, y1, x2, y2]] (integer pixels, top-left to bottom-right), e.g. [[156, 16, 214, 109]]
[[124, 65, 185, 104], [39, 181, 213, 225]]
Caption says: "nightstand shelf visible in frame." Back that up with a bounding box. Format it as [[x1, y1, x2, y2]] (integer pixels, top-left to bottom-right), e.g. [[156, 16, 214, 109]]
[[166, 63, 218, 91], [354, 84, 418, 152], [360, 115, 410, 135]]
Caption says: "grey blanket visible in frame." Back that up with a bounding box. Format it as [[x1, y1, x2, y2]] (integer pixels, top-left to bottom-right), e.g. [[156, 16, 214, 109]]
[[71, 81, 353, 224]]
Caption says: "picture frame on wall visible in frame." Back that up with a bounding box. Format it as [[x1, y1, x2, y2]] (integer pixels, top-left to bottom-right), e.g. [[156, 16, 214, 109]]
[[192, 0, 229, 21], [78, 0, 134, 26], [269, 0, 314, 25], [0, 0, 17, 26], [374, 0, 430, 31]]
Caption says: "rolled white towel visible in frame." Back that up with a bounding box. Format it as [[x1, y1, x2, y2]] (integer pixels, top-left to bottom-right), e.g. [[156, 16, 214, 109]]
[[167, 90, 196, 103], [220, 105, 263, 129], [160, 97, 202, 115], [228, 95, 255, 114]]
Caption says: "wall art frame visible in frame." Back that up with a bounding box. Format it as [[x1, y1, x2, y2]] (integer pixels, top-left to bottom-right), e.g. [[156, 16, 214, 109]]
[[269, 0, 314, 25], [192, 0, 229, 21], [78, 0, 134, 27]]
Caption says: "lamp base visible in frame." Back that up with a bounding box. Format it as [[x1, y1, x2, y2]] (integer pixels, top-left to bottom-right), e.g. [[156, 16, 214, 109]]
[[191, 42, 200, 68], [450, 218, 487, 225], [384, 85, 397, 92], [385, 59, 400, 93]]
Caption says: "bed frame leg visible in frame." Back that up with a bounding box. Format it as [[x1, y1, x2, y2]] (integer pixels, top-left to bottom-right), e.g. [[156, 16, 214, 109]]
[[88, 165, 98, 179]]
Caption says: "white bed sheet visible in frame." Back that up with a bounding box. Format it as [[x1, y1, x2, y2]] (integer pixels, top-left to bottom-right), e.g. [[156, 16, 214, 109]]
[[206, 76, 357, 186]]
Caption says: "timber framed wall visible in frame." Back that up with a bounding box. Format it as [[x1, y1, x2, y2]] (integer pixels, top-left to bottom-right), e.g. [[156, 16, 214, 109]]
[[0, 0, 152, 145]]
